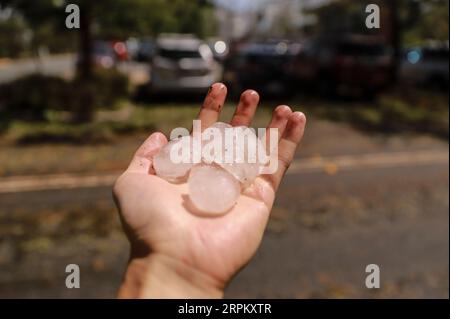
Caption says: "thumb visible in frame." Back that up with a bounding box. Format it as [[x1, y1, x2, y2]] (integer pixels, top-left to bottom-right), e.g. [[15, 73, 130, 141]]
[[127, 132, 168, 174]]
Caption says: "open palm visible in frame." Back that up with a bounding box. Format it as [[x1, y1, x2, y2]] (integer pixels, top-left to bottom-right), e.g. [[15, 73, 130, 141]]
[[114, 83, 306, 297]]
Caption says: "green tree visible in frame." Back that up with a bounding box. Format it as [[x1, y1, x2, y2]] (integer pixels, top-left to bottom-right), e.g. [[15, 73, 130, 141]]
[[0, 13, 27, 58], [304, 0, 448, 83], [0, 0, 216, 121], [403, 0, 449, 45]]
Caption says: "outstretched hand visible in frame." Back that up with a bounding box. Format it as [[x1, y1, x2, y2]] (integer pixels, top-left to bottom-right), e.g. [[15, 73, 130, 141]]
[[114, 83, 306, 298]]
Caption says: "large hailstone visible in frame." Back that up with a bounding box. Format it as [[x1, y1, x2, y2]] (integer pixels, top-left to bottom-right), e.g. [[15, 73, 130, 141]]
[[153, 137, 193, 183], [188, 164, 240, 214], [203, 123, 262, 187], [153, 122, 265, 215], [201, 122, 232, 165]]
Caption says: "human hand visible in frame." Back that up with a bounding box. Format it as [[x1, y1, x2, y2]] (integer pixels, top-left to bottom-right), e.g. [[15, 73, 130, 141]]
[[114, 83, 306, 298]]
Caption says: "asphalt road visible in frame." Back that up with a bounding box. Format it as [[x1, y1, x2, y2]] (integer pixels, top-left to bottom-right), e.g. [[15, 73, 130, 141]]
[[228, 162, 449, 298], [0, 149, 448, 298]]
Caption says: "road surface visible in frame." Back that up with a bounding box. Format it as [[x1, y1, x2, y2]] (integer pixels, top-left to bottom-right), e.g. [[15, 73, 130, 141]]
[[0, 147, 448, 298]]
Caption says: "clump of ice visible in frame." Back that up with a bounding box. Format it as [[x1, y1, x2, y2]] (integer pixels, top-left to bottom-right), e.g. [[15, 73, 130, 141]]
[[217, 125, 262, 187], [153, 137, 193, 183], [202, 123, 262, 186], [188, 164, 240, 215], [153, 122, 264, 214]]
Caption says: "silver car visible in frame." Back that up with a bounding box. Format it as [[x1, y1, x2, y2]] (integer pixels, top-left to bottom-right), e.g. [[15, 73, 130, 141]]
[[150, 35, 222, 93]]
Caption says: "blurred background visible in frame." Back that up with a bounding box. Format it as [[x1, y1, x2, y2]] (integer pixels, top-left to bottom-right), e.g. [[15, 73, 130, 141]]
[[0, 0, 448, 298]]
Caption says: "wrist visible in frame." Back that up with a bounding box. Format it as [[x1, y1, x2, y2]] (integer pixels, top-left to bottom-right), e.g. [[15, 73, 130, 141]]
[[117, 252, 224, 299]]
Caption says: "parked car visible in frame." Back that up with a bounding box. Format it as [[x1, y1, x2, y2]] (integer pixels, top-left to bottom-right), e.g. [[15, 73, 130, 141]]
[[207, 38, 229, 62], [400, 43, 449, 90], [223, 40, 299, 97], [150, 34, 222, 93], [291, 35, 393, 97], [90, 40, 118, 68], [78, 40, 127, 69], [125, 37, 140, 61], [136, 38, 155, 63], [112, 41, 128, 62]]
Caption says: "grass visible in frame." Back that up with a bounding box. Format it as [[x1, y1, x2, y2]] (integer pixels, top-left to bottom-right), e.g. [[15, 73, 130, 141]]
[[0, 89, 447, 177], [300, 89, 449, 139], [1, 101, 274, 144], [0, 102, 273, 177]]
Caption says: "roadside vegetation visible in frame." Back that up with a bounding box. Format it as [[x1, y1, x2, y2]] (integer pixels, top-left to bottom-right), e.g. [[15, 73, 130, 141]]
[[1, 83, 447, 146], [303, 88, 449, 139], [0, 84, 447, 177]]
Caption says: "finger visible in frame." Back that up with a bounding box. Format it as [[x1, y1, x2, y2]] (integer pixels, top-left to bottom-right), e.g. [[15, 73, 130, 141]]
[[263, 111, 306, 191], [264, 105, 292, 150], [127, 132, 168, 174], [230, 90, 259, 126], [196, 82, 227, 131]]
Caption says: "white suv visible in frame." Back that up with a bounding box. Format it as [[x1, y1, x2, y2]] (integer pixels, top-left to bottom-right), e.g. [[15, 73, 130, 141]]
[[150, 35, 222, 93]]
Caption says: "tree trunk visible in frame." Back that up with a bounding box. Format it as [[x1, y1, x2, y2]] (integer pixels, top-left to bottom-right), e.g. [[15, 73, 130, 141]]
[[386, 0, 401, 84], [79, 2, 92, 79], [73, 1, 94, 123]]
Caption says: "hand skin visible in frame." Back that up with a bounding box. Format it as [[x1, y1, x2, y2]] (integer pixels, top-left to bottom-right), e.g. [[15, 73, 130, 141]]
[[114, 83, 306, 298]]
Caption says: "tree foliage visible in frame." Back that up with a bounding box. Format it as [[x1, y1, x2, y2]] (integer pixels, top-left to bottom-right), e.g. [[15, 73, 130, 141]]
[[0, 0, 216, 122], [0, 0, 215, 46], [304, 0, 448, 44]]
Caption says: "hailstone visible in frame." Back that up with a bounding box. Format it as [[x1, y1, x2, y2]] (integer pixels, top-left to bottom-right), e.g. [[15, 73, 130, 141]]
[[218, 126, 262, 187], [153, 122, 265, 215], [188, 164, 240, 215], [153, 137, 193, 183]]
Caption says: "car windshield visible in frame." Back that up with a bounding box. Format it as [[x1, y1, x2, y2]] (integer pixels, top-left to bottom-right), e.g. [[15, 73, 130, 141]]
[[158, 48, 201, 59]]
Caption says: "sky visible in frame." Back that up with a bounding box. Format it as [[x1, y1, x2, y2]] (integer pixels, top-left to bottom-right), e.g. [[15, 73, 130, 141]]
[[213, 0, 331, 12], [213, 0, 270, 12]]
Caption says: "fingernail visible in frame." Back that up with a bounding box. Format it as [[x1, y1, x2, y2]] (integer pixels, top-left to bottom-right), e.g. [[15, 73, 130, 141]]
[[209, 83, 225, 94]]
